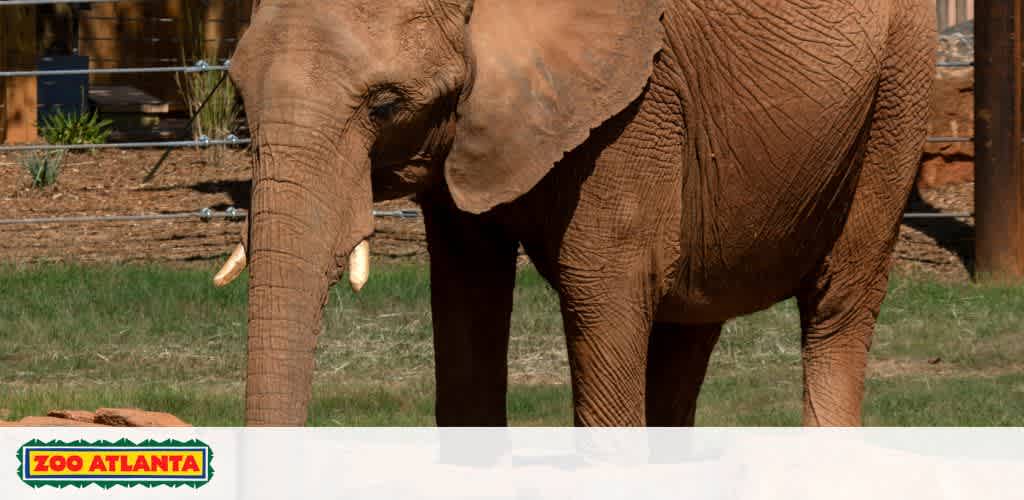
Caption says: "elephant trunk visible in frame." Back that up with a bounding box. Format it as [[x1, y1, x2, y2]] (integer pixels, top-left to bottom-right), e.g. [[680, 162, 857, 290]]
[[246, 244, 324, 425], [244, 118, 373, 426]]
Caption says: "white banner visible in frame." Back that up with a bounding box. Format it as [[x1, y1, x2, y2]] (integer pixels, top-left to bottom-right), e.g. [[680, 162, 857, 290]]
[[1, 428, 1021, 499]]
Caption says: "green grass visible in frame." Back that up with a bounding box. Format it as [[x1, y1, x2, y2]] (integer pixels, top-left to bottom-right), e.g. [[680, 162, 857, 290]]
[[0, 262, 1020, 426]]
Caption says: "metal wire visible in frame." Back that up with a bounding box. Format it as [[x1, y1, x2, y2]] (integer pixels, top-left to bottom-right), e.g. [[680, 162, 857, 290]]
[[925, 136, 973, 143], [1, 134, 961, 150], [0, 0, 142, 5], [0, 136, 974, 152], [0, 136, 249, 152], [373, 209, 422, 219], [0, 209, 422, 227], [81, 15, 247, 24], [902, 212, 974, 219], [0, 209, 243, 226], [0, 207, 968, 225], [0, 62, 229, 78]]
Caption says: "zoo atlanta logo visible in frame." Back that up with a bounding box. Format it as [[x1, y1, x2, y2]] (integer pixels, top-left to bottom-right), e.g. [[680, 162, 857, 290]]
[[16, 438, 213, 489]]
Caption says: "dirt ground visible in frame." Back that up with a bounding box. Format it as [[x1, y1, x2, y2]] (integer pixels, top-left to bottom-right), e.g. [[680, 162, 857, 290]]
[[0, 148, 974, 281], [0, 148, 426, 265]]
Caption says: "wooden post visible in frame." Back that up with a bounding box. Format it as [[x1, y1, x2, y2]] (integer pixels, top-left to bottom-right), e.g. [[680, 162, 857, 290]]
[[0, 8, 6, 141], [1, 5, 39, 144], [974, 0, 1024, 280]]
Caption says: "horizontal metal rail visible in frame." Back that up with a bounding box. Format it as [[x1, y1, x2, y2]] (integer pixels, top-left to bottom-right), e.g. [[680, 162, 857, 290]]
[[936, 61, 974, 68], [902, 212, 974, 219], [0, 136, 973, 152], [81, 15, 248, 24], [0, 61, 228, 78], [0, 208, 969, 226], [82, 36, 238, 44], [0, 0, 142, 5], [0, 208, 422, 227], [925, 136, 973, 143], [0, 136, 249, 152], [0, 209, 244, 226], [0, 61, 974, 78]]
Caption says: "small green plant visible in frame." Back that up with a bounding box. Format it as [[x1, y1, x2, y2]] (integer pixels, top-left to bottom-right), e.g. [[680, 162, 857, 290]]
[[19, 150, 66, 188], [38, 109, 112, 146]]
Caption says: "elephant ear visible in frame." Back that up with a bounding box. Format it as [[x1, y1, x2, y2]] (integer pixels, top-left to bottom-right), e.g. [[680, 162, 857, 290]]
[[445, 0, 665, 214]]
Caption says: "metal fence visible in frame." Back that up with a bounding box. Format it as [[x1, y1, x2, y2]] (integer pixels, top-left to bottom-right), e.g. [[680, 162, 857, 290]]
[[936, 0, 975, 31], [0, 0, 980, 231]]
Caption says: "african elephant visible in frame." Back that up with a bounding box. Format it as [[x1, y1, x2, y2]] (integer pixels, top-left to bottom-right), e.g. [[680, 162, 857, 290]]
[[215, 0, 935, 426]]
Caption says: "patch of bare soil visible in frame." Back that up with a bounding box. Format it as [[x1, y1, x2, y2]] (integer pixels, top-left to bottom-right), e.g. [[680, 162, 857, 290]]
[[868, 358, 1024, 380], [1, 148, 975, 282], [0, 148, 425, 266]]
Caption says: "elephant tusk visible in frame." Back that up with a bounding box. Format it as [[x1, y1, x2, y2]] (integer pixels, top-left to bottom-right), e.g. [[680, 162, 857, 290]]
[[213, 244, 247, 287], [348, 240, 370, 293]]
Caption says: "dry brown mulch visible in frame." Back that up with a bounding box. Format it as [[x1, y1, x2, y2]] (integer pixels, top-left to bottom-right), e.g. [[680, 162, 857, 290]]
[[0, 148, 425, 266]]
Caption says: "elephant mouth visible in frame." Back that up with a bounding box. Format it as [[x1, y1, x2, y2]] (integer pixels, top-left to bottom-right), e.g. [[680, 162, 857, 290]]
[[371, 158, 439, 202]]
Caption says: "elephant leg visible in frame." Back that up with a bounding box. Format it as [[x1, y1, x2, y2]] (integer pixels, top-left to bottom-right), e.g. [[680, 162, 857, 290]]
[[422, 194, 519, 426], [796, 7, 932, 426], [560, 281, 658, 426], [796, 269, 889, 427], [645, 322, 722, 426]]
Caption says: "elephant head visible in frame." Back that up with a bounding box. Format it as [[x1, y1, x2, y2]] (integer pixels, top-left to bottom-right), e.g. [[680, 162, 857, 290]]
[[219, 0, 663, 425]]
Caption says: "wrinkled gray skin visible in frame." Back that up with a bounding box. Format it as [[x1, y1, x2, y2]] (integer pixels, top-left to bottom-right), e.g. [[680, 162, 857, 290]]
[[227, 0, 935, 426]]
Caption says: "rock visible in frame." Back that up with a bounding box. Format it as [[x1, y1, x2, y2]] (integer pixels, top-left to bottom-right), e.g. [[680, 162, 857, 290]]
[[94, 408, 190, 427], [47, 409, 97, 423], [0, 408, 189, 427], [14, 416, 107, 427], [920, 23, 976, 190], [919, 156, 974, 189]]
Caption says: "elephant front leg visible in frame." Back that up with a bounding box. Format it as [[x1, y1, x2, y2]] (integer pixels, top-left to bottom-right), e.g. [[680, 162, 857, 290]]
[[422, 194, 519, 426], [560, 275, 658, 427]]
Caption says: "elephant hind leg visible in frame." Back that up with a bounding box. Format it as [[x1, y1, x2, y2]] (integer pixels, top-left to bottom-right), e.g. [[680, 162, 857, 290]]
[[645, 322, 722, 426], [796, 3, 934, 426], [797, 267, 889, 426]]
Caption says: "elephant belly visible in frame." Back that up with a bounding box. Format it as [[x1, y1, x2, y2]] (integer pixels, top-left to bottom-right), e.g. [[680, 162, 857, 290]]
[[656, 109, 873, 325], [655, 114, 873, 325], [653, 0, 890, 324]]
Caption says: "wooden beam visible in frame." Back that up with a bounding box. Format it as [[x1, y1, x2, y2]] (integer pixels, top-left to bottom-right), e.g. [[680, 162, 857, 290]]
[[974, 0, 1024, 280], [1, 5, 39, 144]]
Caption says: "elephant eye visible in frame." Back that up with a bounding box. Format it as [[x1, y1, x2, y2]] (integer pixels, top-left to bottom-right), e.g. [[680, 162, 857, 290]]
[[369, 100, 400, 124]]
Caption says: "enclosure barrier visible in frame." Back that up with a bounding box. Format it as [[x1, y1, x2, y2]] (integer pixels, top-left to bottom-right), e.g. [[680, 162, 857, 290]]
[[0, 0, 140, 5], [0, 135, 248, 152], [0, 208, 423, 226], [0, 62, 230, 78]]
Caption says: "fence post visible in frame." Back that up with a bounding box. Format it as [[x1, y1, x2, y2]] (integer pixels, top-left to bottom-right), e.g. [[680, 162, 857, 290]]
[[975, 0, 1024, 281], [1, 5, 39, 144]]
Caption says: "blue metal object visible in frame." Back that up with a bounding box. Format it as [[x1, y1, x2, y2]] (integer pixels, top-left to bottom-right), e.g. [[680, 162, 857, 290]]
[[36, 55, 91, 123]]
